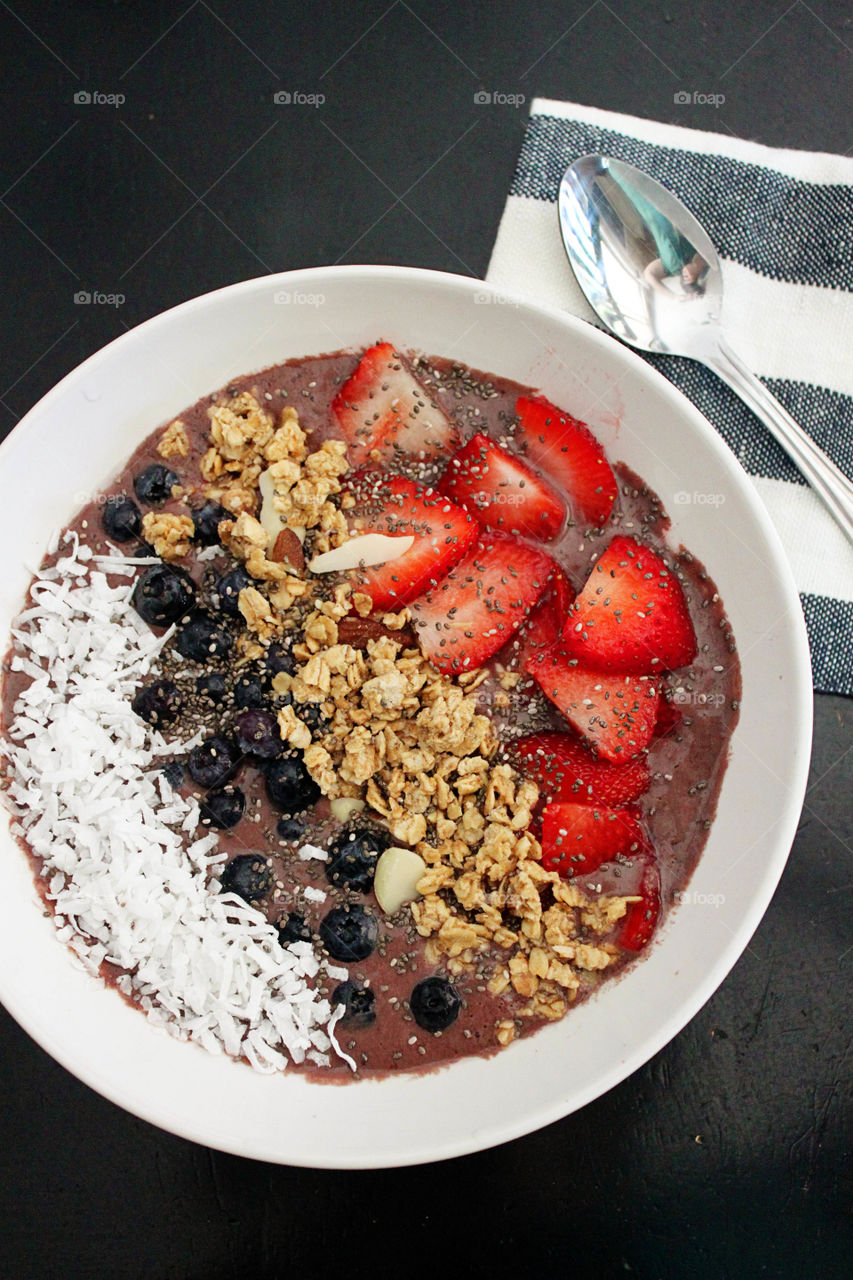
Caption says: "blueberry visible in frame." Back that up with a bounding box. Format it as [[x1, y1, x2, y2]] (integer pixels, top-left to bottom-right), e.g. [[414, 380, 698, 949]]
[[176, 612, 233, 662], [200, 785, 245, 829], [276, 816, 307, 842], [326, 827, 392, 894], [196, 671, 227, 703], [331, 981, 376, 1028], [319, 905, 378, 962], [132, 564, 195, 627], [276, 912, 312, 946], [134, 463, 180, 506], [133, 542, 160, 559], [264, 756, 321, 812], [234, 709, 282, 759], [101, 495, 142, 542], [214, 566, 251, 617], [263, 639, 295, 676], [233, 667, 270, 709], [131, 678, 182, 727], [192, 500, 230, 546], [218, 854, 272, 903], [187, 735, 239, 789], [409, 976, 461, 1033], [161, 761, 184, 789]]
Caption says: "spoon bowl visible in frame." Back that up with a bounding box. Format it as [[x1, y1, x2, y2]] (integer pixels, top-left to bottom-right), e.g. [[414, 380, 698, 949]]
[[559, 154, 853, 543], [559, 155, 723, 358]]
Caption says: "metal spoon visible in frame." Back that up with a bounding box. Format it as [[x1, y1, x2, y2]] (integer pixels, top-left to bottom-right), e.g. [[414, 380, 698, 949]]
[[559, 153, 853, 545]]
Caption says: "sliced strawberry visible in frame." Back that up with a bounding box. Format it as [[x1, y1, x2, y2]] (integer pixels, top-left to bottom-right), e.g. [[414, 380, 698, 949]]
[[653, 695, 683, 739], [331, 342, 458, 469], [562, 535, 697, 674], [437, 432, 565, 541], [515, 395, 617, 527], [510, 560, 574, 670], [345, 472, 477, 611], [541, 801, 646, 878], [618, 855, 661, 951], [525, 646, 660, 762], [513, 732, 651, 807], [514, 595, 562, 671], [409, 534, 553, 674], [547, 561, 575, 618]]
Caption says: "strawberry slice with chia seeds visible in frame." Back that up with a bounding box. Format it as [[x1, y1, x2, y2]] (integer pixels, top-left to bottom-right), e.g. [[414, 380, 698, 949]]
[[618, 855, 662, 951], [525, 645, 660, 762], [437, 432, 566, 541], [512, 731, 651, 807], [653, 694, 683, 739], [331, 342, 458, 469], [562, 534, 697, 674], [346, 472, 478, 612], [509, 560, 574, 670], [540, 801, 646, 878], [409, 534, 554, 674], [514, 395, 617, 527]]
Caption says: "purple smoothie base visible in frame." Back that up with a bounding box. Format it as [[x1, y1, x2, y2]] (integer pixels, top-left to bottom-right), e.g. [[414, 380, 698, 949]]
[[0, 347, 740, 1080]]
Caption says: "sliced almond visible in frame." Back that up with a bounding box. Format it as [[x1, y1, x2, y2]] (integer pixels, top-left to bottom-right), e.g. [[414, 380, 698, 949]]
[[329, 797, 365, 823], [374, 846, 427, 916], [308, 533, 414, 575], [272, 528, 305, 571], [337, 616, 417, 649], [258, 468, 282, 546]]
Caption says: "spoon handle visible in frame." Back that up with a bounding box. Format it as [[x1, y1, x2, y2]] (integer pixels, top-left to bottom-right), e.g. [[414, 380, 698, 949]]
[[706, 336, 853, 548]]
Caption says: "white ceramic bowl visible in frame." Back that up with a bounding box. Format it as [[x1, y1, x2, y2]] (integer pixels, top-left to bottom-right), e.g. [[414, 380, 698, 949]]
[[0, 266, 812, 1167]]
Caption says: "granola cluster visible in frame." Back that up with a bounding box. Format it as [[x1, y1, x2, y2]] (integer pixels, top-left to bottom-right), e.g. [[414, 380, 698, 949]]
[[140, 511, 195, 561], [156, 418, 189, 459], [199, 391, 348, 528]]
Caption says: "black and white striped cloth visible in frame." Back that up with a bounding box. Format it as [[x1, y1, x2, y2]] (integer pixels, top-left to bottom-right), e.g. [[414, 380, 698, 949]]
[[487, 98, 853, 696]]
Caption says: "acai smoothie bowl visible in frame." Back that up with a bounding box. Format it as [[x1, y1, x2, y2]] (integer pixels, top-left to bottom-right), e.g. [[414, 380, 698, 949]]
[[0, 268, 811, 1167]]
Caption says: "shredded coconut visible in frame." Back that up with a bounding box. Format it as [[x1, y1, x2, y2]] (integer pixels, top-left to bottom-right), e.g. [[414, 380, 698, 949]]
[[1, 535, 350, 1072], [297, 842, 328, 861], [195, 544, 225, 563]]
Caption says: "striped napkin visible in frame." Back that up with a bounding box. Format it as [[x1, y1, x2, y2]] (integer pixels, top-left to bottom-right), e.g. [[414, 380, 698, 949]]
[[487, 98, 853, 696]]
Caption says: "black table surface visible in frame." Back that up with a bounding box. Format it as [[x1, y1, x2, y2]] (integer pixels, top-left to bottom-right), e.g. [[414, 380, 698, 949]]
[[1, 4, 850, 1277]]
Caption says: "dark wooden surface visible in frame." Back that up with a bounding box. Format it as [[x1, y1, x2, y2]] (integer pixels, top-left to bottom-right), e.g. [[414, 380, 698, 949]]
[[0, 4, 850, 1277]]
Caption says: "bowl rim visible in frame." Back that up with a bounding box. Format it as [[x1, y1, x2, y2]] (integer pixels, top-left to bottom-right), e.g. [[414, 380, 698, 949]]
[[0, 264, 814, 1167]]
